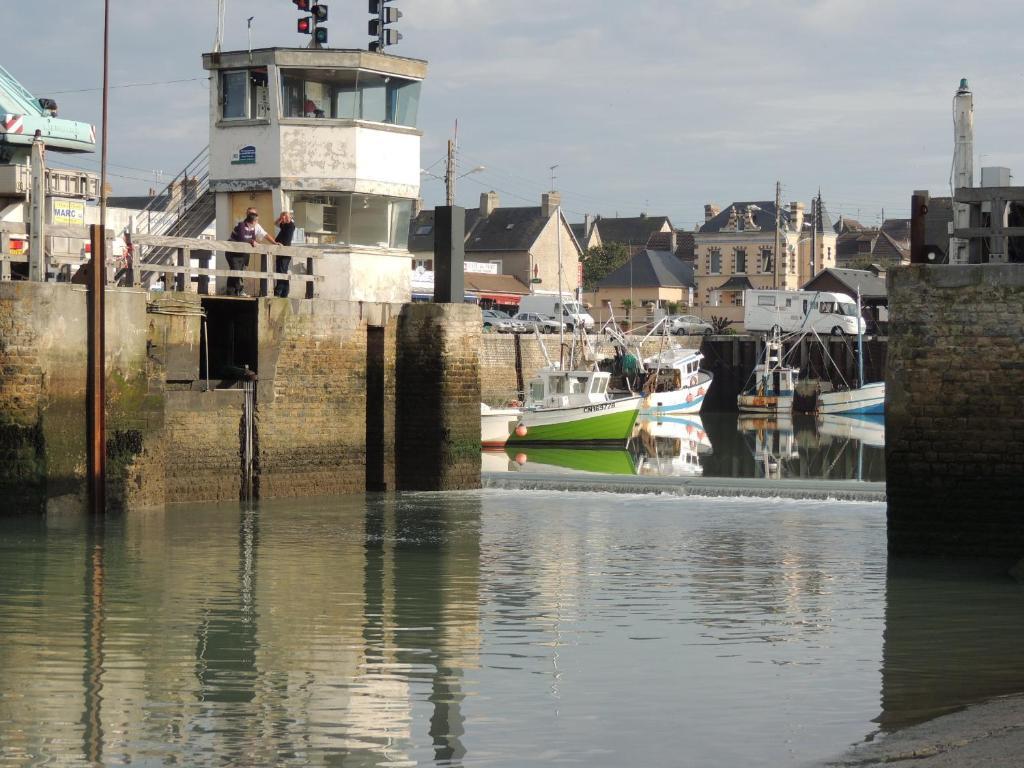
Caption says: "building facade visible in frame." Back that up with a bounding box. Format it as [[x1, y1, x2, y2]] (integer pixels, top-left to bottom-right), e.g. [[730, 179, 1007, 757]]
[[693, 197, 837, 323]]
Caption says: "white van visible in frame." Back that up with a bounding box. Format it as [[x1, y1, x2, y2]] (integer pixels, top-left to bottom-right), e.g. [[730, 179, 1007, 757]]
[[518, 293, 595, 331], [743, 290, 865, 336]]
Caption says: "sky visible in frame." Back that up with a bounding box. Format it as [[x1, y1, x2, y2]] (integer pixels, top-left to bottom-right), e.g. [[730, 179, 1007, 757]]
[[6, 0, 1024, 230]]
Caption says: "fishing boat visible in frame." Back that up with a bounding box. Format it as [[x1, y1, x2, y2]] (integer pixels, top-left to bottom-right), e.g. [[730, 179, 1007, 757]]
[[506, 366, 642, 445], [603, 317, 714, 416], [640, 347, 713, 416], [737, 331, 796, 414], [794, 290, 885, 416], [481, 403, 523, 448]]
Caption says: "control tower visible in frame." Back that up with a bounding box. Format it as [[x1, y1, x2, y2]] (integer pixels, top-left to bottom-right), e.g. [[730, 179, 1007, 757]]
[[201, 47, 427, 301]]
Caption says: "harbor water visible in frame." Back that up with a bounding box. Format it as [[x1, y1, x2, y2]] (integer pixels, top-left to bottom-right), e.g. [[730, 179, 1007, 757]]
[[3, 490, 1024, 766]]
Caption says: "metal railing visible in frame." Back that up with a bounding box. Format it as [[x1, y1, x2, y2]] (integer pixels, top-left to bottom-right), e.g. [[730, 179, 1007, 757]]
[[124, 146, 215, 286]]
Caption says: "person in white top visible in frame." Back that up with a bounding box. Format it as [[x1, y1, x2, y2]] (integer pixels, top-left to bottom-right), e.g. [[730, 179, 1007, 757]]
[[226, 207, 277, 297]]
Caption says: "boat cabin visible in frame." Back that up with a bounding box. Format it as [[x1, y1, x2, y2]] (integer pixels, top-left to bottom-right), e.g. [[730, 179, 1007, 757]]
[[527, 369, 612, 409]]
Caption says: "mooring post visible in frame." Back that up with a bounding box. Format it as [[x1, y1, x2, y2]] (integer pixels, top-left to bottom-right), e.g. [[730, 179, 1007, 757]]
[[87, 224, 107, 514]]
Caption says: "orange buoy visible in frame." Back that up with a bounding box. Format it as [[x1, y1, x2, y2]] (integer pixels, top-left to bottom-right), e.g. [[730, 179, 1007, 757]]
[[515, 453, 528, 465], [514, 424, 528, 437]]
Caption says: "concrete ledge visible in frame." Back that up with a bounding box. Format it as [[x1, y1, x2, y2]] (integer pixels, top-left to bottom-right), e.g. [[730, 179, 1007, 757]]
[[483, 472, 887, 502]]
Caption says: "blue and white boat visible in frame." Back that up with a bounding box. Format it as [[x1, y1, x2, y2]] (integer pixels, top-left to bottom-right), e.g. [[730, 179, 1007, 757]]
[[640, 347, 713, 416]]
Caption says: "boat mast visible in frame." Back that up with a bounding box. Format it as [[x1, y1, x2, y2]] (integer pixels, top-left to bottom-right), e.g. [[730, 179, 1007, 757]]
[[556, 192, 564, 368], [856, 287, 864, 388]]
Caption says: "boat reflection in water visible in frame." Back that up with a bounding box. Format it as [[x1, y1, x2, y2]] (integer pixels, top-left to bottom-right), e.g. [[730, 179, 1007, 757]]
[[491, 417, 713, 478], [484, 412, 885, 482], [737, 413, 885, 482]]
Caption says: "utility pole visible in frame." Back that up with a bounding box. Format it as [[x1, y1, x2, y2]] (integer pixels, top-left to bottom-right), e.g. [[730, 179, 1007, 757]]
[[444, 121, 457, 206], [810, 192, 819, 280], [773, 181, 781, 289]]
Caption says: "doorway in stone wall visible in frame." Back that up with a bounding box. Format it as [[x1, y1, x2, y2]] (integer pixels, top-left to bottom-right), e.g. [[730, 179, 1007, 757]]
[[200, 298, 258, 387]]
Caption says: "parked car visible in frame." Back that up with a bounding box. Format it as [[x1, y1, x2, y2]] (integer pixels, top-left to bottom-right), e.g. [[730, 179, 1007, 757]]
[[483, 309, 518, 333], [669, 314, 714, 336], [512, 312, 566, 334]]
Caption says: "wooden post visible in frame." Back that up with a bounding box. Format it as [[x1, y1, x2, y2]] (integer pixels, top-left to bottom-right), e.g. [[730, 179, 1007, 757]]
[[87, 224, 106, 515], [197, 249, 211, 295], [259, 249, 270, 297], [176, 247, 189, 292], [306, 255, 315, 299], [910, 190, 929, 264]]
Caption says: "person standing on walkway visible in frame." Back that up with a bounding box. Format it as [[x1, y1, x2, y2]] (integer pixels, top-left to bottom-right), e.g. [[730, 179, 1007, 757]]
[[226, 207, 276, 297], [273, 210, 296, 297]]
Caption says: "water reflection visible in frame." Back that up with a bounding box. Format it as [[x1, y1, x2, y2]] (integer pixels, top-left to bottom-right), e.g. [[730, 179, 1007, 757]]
[[488, 412, 885, 482], [0, 496, 482, 767], [3, 497, 1024, 765]]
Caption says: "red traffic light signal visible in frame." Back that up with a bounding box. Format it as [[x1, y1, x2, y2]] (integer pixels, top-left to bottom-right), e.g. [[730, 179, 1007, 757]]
[[293, 0, 311, 10], [297, 16, 312, 33]]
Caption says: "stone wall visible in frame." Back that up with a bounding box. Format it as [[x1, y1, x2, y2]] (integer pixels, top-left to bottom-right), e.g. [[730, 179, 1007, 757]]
[[396, 303, 481, 491], [2, 284, 479, 513], [0, 282, 161, 513], [886, 265, 1024, 558]]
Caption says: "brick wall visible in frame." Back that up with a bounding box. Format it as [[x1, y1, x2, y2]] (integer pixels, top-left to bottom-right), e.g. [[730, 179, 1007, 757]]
[[886, 265, 1024, 557], [396, 303, 481, 490]]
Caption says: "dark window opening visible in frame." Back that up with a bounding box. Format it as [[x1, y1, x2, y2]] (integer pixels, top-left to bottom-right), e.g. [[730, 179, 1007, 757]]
[[365, 326, 386, 491], [200, 298, 258, 387]]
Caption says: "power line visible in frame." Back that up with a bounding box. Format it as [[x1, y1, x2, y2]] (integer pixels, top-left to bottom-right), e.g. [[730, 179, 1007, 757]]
[[43, 76, 205, 95]]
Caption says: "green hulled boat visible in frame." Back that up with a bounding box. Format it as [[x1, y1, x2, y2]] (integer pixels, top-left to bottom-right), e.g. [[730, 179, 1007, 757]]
[[505, 366, 642, 446]]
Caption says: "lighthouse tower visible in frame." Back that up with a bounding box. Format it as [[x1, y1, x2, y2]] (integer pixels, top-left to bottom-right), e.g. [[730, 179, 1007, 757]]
[[950, 78, 974, 265]]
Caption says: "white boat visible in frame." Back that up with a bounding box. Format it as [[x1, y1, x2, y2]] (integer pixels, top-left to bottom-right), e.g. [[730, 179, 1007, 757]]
[[817, 413, 885, 447], [737, 332, 796, 414], [481, 403, 522, 448], [794, 289, 885, 416], [640, 347, 713, 416], [815, 381, 885, 415], [507, 366, 642, 445]]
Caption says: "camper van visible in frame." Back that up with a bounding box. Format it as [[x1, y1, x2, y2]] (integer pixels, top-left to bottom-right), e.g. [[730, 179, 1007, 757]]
[[743, 290, 865, 336], [518, 294, 595, 331]]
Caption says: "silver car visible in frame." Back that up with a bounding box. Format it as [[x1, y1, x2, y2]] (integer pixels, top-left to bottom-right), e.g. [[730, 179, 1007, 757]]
[[512, 312, 566, 334], [483, 309, 515, 333], [669, 314, 714, 336]]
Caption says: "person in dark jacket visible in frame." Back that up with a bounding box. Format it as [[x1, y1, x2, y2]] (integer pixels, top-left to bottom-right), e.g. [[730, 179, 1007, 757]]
[[273, 211, 296, 297]]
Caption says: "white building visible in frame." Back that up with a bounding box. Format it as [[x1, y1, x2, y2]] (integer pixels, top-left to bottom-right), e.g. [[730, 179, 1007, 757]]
[[202, 47, 427, 302]]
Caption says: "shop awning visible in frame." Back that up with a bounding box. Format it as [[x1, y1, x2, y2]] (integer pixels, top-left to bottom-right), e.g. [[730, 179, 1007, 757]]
[[476, 292, 521, 305]]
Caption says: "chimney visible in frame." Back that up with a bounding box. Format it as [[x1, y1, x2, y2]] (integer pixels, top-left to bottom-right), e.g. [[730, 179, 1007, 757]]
[[479, 190, 499, 217], [542, 191, 561, 219], [789, 201, 805, 232], [704, 204, 720, 223]]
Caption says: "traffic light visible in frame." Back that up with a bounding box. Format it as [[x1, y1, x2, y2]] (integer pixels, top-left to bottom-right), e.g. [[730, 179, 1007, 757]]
[[368, 0, 403, 51], [294, 0, 327, 46]]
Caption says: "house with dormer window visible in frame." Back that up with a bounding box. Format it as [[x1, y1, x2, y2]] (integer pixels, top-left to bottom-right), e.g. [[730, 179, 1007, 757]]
[[693, 195, 837, 324]]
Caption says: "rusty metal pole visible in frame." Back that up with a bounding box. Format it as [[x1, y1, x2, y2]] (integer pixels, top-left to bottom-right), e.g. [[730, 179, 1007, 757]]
[[87, 224, 106, 514], [910, 190, 929, 264], [87, 0, 110, 515]]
